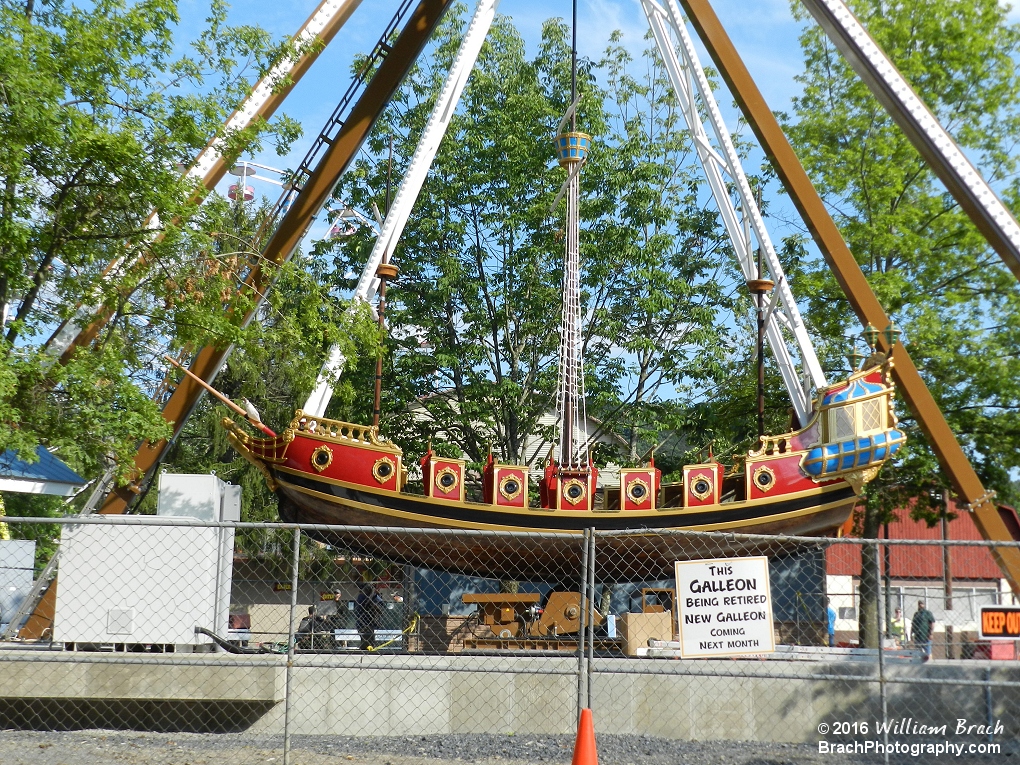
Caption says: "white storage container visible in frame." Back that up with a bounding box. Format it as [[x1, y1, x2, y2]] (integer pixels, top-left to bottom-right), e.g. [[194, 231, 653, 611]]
[[54, 474, 237, 647]]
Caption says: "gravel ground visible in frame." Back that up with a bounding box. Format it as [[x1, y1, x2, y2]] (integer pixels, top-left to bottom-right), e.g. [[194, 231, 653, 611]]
[[1, 731, 1013, 765]]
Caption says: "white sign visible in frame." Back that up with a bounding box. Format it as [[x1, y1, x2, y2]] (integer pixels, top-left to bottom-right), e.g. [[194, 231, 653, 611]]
[[674, 556, 775, 658]]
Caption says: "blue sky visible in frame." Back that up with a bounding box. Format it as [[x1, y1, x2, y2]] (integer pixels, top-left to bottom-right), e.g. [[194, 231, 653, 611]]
[[195, 0, 813, 212], [188, 0, 1019, 346], [180, 0, 1020, 244]]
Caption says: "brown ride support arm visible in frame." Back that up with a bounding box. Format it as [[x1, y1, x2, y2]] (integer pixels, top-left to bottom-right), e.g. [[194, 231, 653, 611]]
[[17, 0, 455, 640], [678, 0, 1020, 595]]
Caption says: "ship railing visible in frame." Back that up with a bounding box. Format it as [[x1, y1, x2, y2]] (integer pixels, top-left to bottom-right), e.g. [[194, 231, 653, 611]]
[[292, 412, 396, 449], [749, 434, 792, 457]]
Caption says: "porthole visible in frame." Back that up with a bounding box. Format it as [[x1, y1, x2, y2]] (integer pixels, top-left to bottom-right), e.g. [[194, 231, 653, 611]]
[[563, 478, 586, 505], [753, 465, 776, 493], [690, 475, 713, 500], [626, 477, 651, 505], [499, 475, 523, 501], [435, 466, 459, 494], [372, 456, 396, 484], [310, 445, 333, 473]]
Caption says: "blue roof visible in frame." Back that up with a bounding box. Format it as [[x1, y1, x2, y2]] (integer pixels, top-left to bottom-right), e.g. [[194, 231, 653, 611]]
[[0, 446, 86, 486], [822, 379, 884, 406]]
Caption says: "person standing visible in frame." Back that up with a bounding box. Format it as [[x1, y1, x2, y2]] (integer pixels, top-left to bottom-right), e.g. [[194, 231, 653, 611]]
[[826, 599, 837, 647], [296, 606, 317, 649], [889, 607, 906, 646], [355, 582, 383, 651], [911, 600, 936, 660]]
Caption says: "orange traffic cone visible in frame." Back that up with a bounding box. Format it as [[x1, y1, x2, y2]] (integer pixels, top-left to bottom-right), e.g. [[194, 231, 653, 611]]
[[571, 708, 598, 765]]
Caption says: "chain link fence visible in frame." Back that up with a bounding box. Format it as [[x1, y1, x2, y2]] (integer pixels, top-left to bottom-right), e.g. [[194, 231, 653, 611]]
[[2, 514, 1019, 762]]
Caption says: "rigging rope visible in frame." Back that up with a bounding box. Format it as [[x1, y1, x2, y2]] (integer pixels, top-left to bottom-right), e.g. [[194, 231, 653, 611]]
[[553, 0, 590, 471]]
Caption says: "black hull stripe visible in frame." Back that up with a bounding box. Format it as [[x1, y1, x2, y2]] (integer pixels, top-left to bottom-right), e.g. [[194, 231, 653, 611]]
[[276, 470, 858, 531]]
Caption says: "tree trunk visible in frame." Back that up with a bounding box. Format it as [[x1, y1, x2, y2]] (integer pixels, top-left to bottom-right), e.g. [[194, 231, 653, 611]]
[[858, 505, 882, 649]]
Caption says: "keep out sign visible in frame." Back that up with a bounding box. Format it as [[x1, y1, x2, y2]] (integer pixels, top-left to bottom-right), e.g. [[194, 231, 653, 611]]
[[674, 556, 775, 659], [979, 606, 1020, 639]]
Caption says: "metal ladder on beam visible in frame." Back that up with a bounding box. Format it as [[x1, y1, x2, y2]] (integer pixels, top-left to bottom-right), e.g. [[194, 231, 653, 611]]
[[249, 0, 423, 260]]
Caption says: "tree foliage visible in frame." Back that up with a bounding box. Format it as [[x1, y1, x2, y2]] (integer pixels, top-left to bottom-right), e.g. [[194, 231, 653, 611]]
[[588, 34, 732, 466], [787, 0, 1020, 519], [787, 0, 1020, 647], [326, 12, 734, 476], [0, 0, 324, 486], [139, 188, 380, 542]]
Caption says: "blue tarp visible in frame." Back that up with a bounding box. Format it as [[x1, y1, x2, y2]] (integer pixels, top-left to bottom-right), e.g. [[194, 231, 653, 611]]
[[0, 446, 86, 487]]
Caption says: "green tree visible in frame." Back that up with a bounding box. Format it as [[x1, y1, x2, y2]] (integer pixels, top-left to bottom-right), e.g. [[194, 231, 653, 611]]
[[787, 0, 1020, 646], [329, 13, 603, 469], [326, 13, 734, 480], [0, 0, 304, 483], [145, 192, 380, 553], [587, 34, 733, 469]]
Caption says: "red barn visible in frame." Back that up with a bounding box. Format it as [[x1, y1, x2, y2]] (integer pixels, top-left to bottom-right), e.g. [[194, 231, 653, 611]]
[[823, 500, 1020, 658]]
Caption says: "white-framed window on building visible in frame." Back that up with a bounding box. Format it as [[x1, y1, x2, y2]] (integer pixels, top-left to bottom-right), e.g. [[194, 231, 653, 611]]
[[852, 580, 1000, 628], [888, 584, 999, 626]]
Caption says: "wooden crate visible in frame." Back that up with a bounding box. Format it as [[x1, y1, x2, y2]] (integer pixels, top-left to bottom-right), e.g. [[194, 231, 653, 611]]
[[618, 611, 673, 656]]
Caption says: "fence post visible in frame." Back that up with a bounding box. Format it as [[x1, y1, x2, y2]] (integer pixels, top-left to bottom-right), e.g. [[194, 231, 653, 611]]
[[577, 527, 591, 723], [985, 666, 994, 743], [283, 526, 301, 765], [873, 538, 888, 764], [586, 527, 596, 711]]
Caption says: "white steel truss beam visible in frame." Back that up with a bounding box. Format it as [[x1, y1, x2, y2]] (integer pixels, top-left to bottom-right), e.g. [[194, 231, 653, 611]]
[[800, 0, 1020, 284], [353, 0, 500, 305], [303, 0, 500, 416], [643, 0, 826, 424]]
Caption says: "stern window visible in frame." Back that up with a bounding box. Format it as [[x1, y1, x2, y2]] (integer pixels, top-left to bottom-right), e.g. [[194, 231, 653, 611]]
[[831, 405, 856, 440], [859, 398, 885, 435]]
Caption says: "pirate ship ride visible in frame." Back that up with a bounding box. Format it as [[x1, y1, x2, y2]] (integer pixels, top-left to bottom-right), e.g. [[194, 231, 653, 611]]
[[224, 0, 906, 582], [225, 357, 904, 582], [225, 145, 906, 582]]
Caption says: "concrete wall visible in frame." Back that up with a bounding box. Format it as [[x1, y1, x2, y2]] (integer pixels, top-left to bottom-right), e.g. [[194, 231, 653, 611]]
[[0, 650, 284, 732], [2, 650, 1019, 740], [0, 652, 284, 703], [250, 656, 580, 736], [589, 661, 999, 741]]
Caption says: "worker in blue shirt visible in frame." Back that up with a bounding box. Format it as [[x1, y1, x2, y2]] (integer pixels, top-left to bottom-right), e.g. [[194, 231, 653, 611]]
[[826, 599, 837, 647]]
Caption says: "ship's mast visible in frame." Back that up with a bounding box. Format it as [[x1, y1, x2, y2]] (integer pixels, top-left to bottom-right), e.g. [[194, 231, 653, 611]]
[[553, 6, 590, 472], [554, 133, 589, 469]]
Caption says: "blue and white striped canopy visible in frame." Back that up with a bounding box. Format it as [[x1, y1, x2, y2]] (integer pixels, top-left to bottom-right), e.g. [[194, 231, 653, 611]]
[[822, 379, 884, 407]]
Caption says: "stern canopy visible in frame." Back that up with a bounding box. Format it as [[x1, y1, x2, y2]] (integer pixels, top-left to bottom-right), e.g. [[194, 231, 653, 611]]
[[802, 373, 905, 479]]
